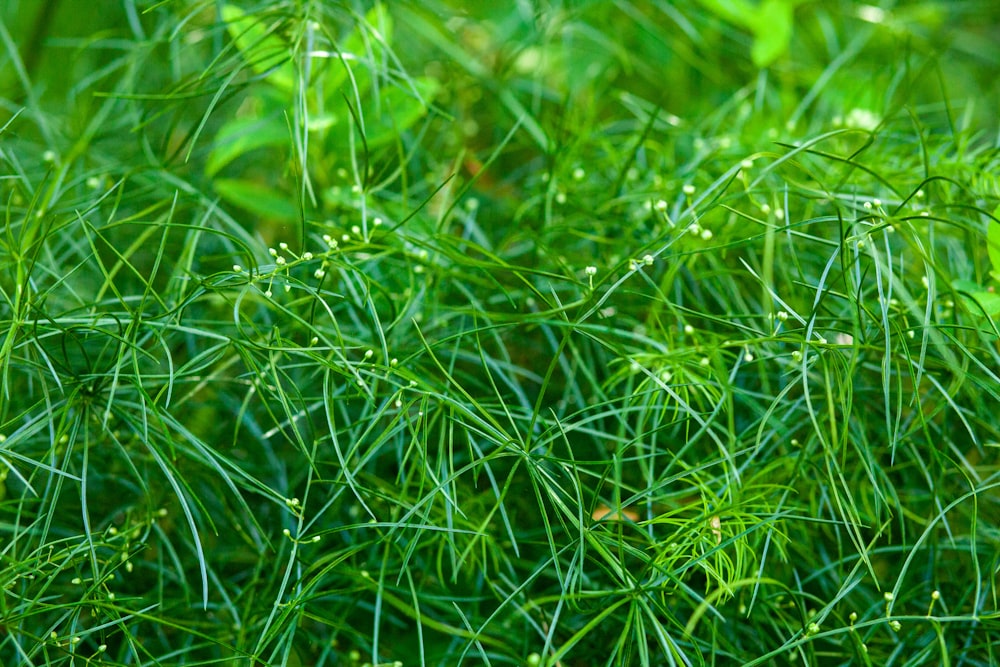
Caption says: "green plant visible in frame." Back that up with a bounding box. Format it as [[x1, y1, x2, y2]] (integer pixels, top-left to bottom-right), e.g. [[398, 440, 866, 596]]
[[208, 4, 440, 227], [2, 2, 999, 665], [693, 0, 808, 67]]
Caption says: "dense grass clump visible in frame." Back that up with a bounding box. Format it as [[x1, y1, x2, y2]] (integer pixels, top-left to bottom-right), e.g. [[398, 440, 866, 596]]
[[2, 2, 999, 665]]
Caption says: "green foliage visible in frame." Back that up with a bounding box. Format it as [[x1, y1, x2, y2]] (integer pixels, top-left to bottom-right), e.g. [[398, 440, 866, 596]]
[[694, 0, 807, 67], [2, 1, 999, 666], [208, 4, 440, 223]]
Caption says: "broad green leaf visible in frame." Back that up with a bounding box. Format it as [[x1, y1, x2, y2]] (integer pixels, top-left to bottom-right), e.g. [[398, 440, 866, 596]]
[[749, 0, 795, 67], [330, 76, 439, 151], [953, 279, 1000, 318], [214, 178, 298, 222], [206, 117, 288, 177], [693, 0, 755, 26], [360, 77, 439, 149], [695, 0, 805, 68], [222, 5, 295, 91]]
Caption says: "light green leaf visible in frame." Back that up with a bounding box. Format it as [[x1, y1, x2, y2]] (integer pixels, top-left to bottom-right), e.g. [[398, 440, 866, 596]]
[[694, 0, 805, 68], [206, 117, 288, 177], [331, 76, 439, 151], [694, 0, 755, 26], [954, 279, 1000, 318], [362, 77, 439, 149], [749, 0, 795, 67], [214, 178, 298, 222], [222, 5, 295, 91]]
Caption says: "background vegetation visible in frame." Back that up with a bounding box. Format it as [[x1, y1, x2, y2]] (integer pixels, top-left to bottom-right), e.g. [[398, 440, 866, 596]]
[[2, 1, 999, 665]]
